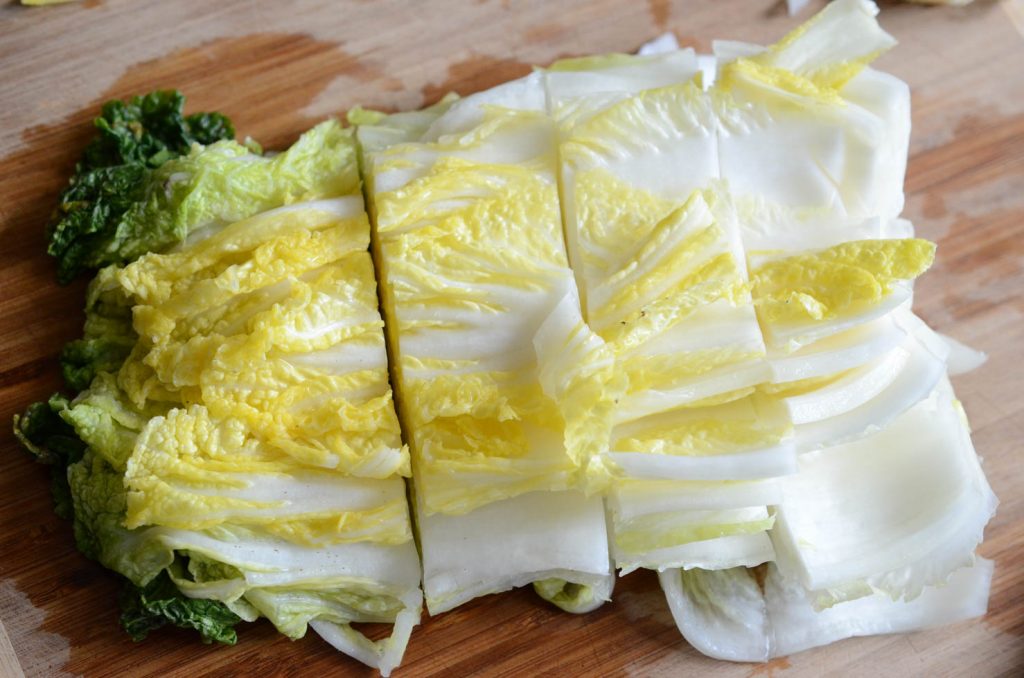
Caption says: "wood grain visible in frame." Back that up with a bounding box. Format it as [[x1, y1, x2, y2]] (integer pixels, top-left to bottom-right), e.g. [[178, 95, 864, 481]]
[[1, 1, 1022, 676], [0, 618, 26, 678]]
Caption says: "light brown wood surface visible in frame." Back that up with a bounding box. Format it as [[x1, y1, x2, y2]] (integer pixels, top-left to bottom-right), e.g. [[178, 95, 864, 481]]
[[1, 1, 1022, 676]]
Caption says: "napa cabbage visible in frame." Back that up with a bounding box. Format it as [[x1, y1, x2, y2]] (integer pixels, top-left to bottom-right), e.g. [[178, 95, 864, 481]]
[[357, 73, 615, 615]]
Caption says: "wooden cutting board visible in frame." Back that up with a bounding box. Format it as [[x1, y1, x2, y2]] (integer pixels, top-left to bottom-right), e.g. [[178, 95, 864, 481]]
[[1, 1, 1022, 675]]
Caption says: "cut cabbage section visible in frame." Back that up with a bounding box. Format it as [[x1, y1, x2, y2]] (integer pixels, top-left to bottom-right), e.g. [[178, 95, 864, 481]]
[[357, 74, 614, 614], [607, 394, 795, 480], [362, 81, 595, 512], [547, 43, 783, 577], [549, 4, 995, 657], [55, 124, 421, 675], [550, 57, 774, 433], [115, 198, 408, 478], [771, 379, 996, 605], [119, 119, 361, 259], [733, 188, 940, 451], [714, 0, 907, 219]]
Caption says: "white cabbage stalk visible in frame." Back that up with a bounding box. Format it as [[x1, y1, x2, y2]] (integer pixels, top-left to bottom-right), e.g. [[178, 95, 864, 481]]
[[606, 395, 797, 481], [418, 490, 610, 614], [730, 154, 940, 452], [660, 565, 771, 661], [766, 316, 907, 383], [659, 559, 993, 661], [772, 379, 997, 604], [738, 199, 928, 354], [637, 33, 681, 56], [766, 559, 991, 656], [789, 330, 946, 452], [357, 74, 614, 614], [610, 478, 780, 574], [715, 0, 907, 219]]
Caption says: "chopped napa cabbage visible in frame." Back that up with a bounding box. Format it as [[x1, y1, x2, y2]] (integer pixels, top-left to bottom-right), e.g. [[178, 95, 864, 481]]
[[546, 3, 992, 613], [111, 198, 408, 478], [116, 118, 359, 257], [660, 565, 771, 662], [729, 0, 896, 91], [59, 371, 168, 471], [121, 569, 243, 645], [68, 449, 176, 585], [18, 0, 999, 666], [44, 90, 236, 284], [766, 315, 907, 383], [362, 91, 606, 513], [608, 394, 794, 480], [357, 73, 613, 613], [123, 405, 412, 545], [43, 118, 422, 675], [769, 336, 920, 426], [637, 33, 681, 57], [613, 506, 774, 561], [60, 265, 137, 391], [548, 39, 780, 581], [67, 449, 422, 674], [766, 559, 992, 656], [549, 62, 774, 462], [625, 532, 776, 575], [771, 379, 997, 605], [939, 332, 988, 375], [364, 109, 589, 510], [713, 0, 907, 219], [730, 189, 942, 451], [533, 575, 615, 614], [789, 329, 945, 452]]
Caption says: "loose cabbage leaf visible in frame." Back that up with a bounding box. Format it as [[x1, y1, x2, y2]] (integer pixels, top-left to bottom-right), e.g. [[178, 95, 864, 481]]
[[120, 570, 241, 645], [47, 91, 235, 283], [12, 395, 87, 519]]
